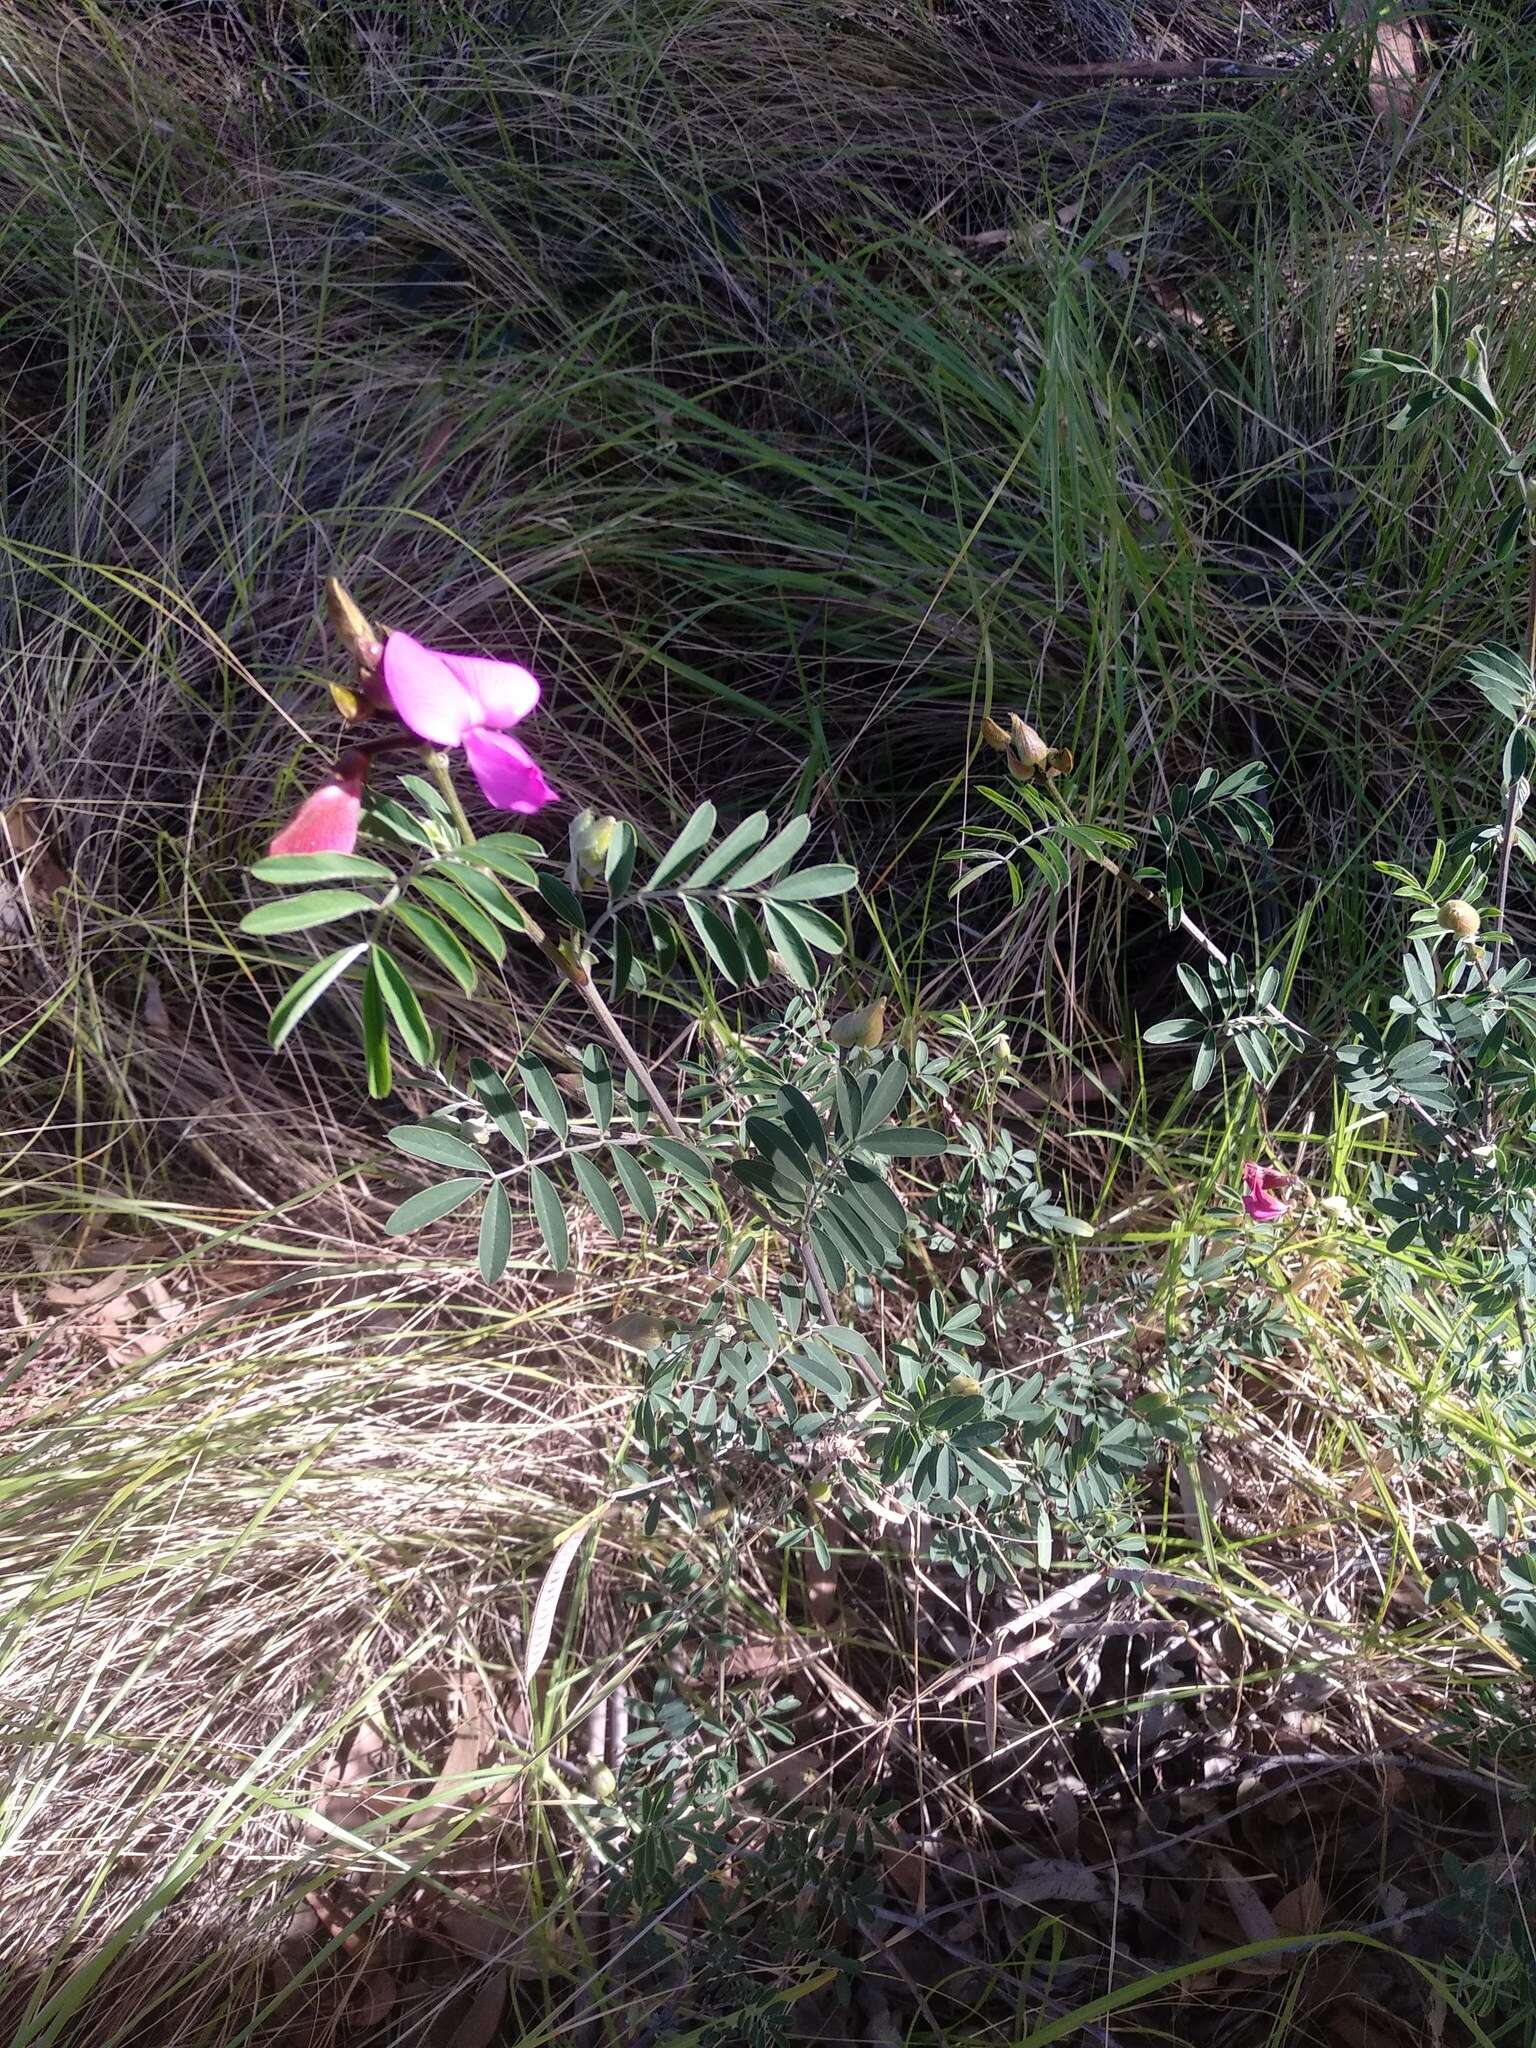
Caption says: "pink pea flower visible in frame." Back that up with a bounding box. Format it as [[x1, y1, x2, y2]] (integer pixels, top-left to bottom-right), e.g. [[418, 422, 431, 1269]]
[[379, 631, 557, 814], [269, 752, 368, 857], [1241, 1161, 1293, 1224]]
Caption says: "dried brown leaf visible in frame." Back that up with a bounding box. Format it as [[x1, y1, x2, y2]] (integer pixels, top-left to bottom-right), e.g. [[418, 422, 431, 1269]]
[[1273, 1871, 1325, 1935], [1208, 1849, 1280, 1966], [445, 1969, 506, 2048]]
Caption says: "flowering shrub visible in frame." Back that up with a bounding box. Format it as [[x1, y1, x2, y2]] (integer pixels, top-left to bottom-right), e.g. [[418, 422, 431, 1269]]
[[239, 296, 1536, 1703]]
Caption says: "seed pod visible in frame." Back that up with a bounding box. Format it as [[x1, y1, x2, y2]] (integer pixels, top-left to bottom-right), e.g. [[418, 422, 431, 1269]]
[[587, 1763, 617, 1803], [569, 808, 618, 888], [1437, 898, 1481, 940], [829, 995, 887, 1050], [325, 577, 385, 696]]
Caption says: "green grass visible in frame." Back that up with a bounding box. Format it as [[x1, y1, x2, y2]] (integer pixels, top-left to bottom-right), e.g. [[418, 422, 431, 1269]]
[[6, 1, 1536, 2042]]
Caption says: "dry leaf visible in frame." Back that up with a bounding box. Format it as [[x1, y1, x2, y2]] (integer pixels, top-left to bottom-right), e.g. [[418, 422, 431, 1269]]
[[805, 1551, 839, 1628], [1346, 1, 1418, 122], [1273, 1872, 1325, 1935], [422, 1670, 493, 1817], [446, 1970, 506, 2048], [1208, 1848, 1280, 1965], [525, 1508, 605, 1688], [1005, 1858, 1103, 1907], [1, 796, 69, 931], [140, 975, 170, 1035], [1324, 1997, 1421, 2048], [881, 1842, 927, 1906], [1049, 1784, 1081, 1858], [344, 1967, 397, 2031], [418, 416, 459, 475]]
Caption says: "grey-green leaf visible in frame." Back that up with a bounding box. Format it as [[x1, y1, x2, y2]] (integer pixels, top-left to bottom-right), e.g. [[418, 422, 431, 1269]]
[[478, 1178, 512, 1282], [683, 896, 745, 983], [361, 953, 393, 1097], [684, 812, 769, 888], [268, 941, 368, 1050], [241, 888, 375, 936], [517, 1054, 569, 1142], [528, 1165, 570, 1270], [762, 900, 819, 988], [251, 853, 392, 885], [388, 1123, 492, 1172], [570, 1155, 625, 1240], [580, 1044, 614, 1132], [766, 864, 858, 902], [372, 945, 435, 1065], [463, 834, 540, 887], [412, 875, 507, 961], [385, 1176, 485, 1235], [469, 1057, 529, 1154], [647, 801, 717, 890], [858, 1127, 949, 1158], [722, 814, 813, 891], [607, 1144, 658, 1223], [395, 902, 478, 995]]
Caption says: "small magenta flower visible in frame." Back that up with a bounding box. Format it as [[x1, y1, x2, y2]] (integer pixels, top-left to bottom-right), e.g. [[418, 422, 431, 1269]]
[[269, 752, 368, 857], [1241, 1161, 1293, 1223], [380, 631, 557, 814]]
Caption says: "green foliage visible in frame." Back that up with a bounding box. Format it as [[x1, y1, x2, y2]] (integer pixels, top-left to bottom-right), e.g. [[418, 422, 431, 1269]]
[[1135, 762, 1274, 928]]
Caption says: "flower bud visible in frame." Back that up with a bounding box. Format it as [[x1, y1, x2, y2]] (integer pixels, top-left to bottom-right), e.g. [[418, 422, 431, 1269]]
[[1001, 716, 1072, 785], [945, 1373, 984, 1399], [1437, 899, 1480, 940], [268, 751, 369, 858]]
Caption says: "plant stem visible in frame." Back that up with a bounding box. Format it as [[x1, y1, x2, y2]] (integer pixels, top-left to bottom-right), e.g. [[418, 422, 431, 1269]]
[[1488, 544, 1536, 979], [421, 749, 688, 1143]]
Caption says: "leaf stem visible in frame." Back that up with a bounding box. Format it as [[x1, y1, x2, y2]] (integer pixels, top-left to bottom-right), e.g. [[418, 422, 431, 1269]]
[[422, 748, 689, 1143]]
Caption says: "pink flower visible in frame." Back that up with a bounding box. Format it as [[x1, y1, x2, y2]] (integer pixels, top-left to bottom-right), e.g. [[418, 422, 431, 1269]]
[[269, 752, 368, 857], [1241, 1161, 1292, 1223], [379, 631, 557, 814]]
